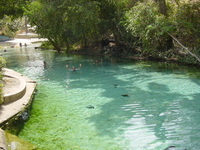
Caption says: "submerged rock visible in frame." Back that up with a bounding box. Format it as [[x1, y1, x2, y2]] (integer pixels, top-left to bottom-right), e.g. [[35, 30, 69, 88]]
[[86, 105, 95, 109], [164, 146, 176, 150], [121, 94, 129, 97], [113, 84, 118, 88]]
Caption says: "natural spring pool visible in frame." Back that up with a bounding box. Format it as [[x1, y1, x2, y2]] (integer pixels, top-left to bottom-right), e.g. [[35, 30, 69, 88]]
[[2, 45, 200, 150]]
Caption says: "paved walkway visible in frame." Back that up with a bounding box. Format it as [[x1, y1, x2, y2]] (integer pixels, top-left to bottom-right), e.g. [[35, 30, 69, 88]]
[[0, 36, 43, 149], [0, 68, 36, 125], [0, 37, 47, 48], [0, 68, 37, 150]]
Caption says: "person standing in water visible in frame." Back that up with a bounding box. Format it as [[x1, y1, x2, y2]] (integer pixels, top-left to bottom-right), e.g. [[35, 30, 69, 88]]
[[66, 64, 82, 72]]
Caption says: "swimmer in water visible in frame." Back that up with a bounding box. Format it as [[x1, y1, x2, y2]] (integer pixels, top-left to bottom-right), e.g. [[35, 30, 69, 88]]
[[66, 64, 82, 72]]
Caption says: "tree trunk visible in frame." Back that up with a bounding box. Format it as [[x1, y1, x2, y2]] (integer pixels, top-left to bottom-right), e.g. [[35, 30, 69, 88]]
[[48, 38, 62, 53], [82, 33, 87, 48], [155, 0, 167, 16], [65, 39, 70, 51]]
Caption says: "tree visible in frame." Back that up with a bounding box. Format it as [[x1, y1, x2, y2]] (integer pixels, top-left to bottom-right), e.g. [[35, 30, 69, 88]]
[[0, 16, 21, 37], [0, 0, 29, 37], [174, 0, 200, 46], [26, 0, 99, 52], [0, 0, 28, 19], [125, 1, 174, 55], [97, 0, 128, 44]]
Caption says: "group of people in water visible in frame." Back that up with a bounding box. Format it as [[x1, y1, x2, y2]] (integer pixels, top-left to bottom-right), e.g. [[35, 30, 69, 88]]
[[65, 58, 106, 72], [66, 64, 82, 72]]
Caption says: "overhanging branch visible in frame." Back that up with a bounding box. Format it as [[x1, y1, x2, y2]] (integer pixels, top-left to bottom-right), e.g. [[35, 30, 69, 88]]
[[167, 32, 200, 63]]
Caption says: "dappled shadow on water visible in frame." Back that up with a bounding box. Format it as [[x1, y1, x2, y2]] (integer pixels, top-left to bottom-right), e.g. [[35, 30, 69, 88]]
[[70, 60, 200, 149], [87, 82, 178, 136]]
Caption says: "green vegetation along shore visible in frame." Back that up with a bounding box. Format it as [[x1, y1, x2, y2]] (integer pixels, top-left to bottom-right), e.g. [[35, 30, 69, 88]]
[[0, 0, 200, 65]]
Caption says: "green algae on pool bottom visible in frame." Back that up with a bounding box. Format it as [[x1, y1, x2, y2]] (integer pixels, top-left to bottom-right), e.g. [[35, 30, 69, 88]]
[[3, 47, 200, 150], [19, 85, 129, 150], [19, 72, 200, 150]]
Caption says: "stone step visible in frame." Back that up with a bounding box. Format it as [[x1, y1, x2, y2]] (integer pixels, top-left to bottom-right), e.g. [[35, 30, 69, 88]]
[[0, 68, 37, 150], [3, 74, 26, 104]]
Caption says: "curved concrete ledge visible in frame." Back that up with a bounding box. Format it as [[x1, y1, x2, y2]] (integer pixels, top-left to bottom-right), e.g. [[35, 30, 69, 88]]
[[3, 74, 26, 104], [0, 68, 37, 125], [0, 68, 37, 150]]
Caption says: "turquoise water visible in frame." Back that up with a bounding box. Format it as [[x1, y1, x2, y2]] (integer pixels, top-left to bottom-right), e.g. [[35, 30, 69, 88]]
[[2, 46, 200, 150]]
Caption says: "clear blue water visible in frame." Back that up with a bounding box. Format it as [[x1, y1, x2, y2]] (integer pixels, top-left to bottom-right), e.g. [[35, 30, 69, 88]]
[[2, 45, 200, 150]]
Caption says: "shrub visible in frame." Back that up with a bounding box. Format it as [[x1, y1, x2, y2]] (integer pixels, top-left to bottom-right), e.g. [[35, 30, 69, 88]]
[[0, 57, 6, 105], [40, 41, 54, 50]]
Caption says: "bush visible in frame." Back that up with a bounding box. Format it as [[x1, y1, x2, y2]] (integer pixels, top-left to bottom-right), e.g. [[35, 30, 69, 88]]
[[40, 41, 54, 50], [0, 57, 6, 105]]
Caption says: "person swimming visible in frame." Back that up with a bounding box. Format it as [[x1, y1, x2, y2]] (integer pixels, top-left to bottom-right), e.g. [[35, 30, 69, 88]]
[[66, 64, 82, 72]]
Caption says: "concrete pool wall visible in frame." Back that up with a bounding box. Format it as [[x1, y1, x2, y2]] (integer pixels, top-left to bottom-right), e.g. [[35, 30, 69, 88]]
[[3, 72, 27, 104], [0, 68, 37, 150]]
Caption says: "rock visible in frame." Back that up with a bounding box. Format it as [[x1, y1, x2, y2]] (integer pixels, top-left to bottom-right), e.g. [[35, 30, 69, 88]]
[[113, 84, 118, 88], [121, 94, 129, 97], [164, 146, 176, 150], [86, 105, 95, 109]]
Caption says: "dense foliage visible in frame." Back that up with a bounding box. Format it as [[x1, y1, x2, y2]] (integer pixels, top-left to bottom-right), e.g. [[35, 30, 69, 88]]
[[0, 16, 21, 37], [0, 0, 26, 19], [26, 0, 99, 52], [0, 0, 200, 65], [174, 1, 200, 47], [125, 1, 173, 53], [0, 0, 29, 38]]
